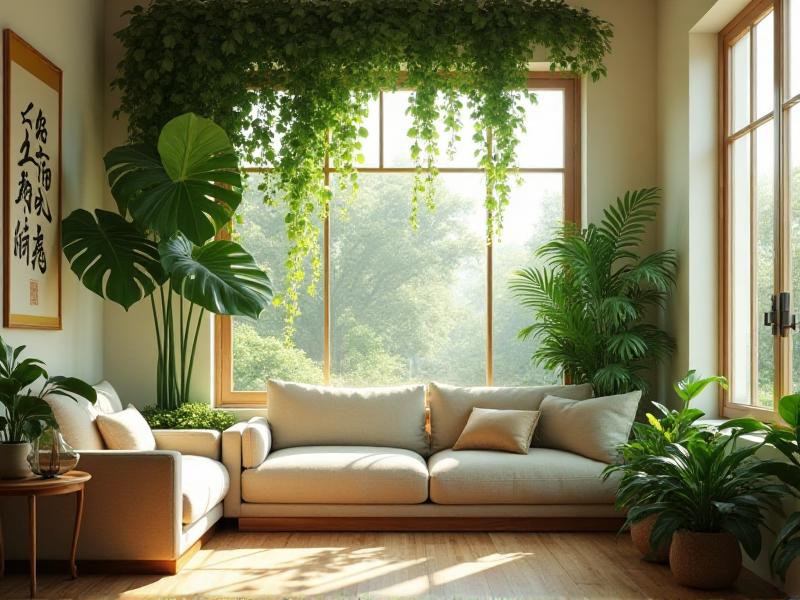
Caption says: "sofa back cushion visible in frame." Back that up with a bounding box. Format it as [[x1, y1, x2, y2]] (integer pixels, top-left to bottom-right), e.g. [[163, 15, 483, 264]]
[[427, 382, 594, 454], [267, 380, 429, 456], [535, 391, 641, 463], [44, 380, 124, 450]]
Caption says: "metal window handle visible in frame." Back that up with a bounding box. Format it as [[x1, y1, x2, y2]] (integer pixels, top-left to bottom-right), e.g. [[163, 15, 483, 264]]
[[765, 293, 797, 337]]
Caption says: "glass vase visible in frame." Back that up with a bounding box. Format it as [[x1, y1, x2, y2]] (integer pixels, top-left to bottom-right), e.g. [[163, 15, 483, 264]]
[[27, 428, 79, 478]]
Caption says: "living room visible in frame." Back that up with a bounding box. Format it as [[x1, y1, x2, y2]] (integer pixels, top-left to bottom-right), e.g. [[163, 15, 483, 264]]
[[0, 0, 797, 598]]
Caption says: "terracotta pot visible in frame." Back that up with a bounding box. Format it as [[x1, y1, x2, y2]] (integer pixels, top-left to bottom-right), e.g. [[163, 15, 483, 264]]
[[630, 514, 670, 563], [669, 530, 742, 589], [0, 442, 32, 479]]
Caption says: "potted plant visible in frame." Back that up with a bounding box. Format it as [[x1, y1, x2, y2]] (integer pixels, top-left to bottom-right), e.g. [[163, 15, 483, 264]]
[[624, 430, 788, 589], [721, 394, 800, 581], [0, 337, 96, 479], [510, 188, 677, 397], [603, 371, 727, 562], [61, 113, 272, 410]]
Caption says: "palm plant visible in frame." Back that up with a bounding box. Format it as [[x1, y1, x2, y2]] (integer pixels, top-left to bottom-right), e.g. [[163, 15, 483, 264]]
[[622, 431, 789, 563], [510, 187, 676, 396], [61, 113, 272, 409]]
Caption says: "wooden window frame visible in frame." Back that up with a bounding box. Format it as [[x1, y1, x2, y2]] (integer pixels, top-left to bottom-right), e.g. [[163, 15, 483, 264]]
[[719, 0, 800, 419], [216, 72, 581, 407]]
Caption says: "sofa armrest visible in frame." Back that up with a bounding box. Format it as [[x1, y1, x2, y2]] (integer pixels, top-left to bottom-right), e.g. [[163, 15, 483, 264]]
[[153, 429, 221, 460], [222, 421, 248, 517]]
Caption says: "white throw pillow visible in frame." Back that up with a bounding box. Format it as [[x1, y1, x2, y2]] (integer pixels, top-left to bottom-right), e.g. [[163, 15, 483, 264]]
[[45, 394, 105, 450], [535, 391, 641, 463], [94, 380, 124, 414], [96, 404, 156, 451]]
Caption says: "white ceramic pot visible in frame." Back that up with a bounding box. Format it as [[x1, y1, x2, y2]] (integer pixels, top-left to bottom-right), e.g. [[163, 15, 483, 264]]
[[0, 442, 32, 479]]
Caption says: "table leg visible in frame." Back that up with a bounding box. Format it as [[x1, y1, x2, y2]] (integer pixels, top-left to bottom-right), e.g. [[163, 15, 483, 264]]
[[29, 494, 36, 598], [70, 487, 84, 579], [0, 508, 4, 577]]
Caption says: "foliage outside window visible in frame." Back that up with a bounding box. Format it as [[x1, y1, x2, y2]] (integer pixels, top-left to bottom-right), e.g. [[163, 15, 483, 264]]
[[720, 0, 800, 418], [113, 0, 611, 323], [217, 76, 579, 404]]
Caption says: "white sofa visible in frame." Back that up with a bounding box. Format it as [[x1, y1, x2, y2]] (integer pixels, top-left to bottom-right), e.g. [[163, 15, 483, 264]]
[[223, 380, 624, 530], [1, 382, 228, 573]]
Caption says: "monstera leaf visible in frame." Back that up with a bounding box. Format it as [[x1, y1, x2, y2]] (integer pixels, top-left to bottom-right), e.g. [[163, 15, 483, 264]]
[[159, 233, 272, 319], [62, 209, 165, 310], [104, 113, 242, 245]]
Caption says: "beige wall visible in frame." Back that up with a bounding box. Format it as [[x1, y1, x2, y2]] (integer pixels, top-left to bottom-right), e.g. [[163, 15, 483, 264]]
[[0, 0, 105, 382]]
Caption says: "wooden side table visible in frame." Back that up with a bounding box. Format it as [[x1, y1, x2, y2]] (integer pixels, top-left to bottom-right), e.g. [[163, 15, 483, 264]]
[[0, 470, 91, 597]]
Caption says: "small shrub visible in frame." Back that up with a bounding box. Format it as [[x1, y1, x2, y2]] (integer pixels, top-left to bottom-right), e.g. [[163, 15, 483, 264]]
[[141, 403, 236, 432]]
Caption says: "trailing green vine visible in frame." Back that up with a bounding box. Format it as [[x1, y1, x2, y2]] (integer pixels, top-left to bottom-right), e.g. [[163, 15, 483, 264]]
[[113, 0, 612, 326]]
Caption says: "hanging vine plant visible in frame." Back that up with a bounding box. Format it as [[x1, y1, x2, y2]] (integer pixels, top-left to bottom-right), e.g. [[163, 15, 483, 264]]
[[113, 0, 613, 324]]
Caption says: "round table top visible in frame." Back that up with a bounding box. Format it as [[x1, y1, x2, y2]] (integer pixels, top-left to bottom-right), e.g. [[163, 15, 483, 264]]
[[0, 470, 91, 494]]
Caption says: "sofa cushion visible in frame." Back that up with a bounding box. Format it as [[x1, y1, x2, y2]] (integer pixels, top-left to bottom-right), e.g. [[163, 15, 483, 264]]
[[428, 448, 618, 505], [453, 408, 541, 454], [427, 382, 594, 453], [181, 455, 230, 525], [96, 405, 156, 451], [94, 380, 124, 413], [242, 417, 271, 468], [45, 394, 105, 450], [267, 380, 429, 456], [536, 391, 641, 463], [242, 446, 429, 504]]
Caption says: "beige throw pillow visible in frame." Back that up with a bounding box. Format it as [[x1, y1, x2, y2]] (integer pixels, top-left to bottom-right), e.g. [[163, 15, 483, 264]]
[[535, 391, 641, 463], [453, 408, 541, 454], [427, 382, 594, 453], [96, 404, 156, 451]]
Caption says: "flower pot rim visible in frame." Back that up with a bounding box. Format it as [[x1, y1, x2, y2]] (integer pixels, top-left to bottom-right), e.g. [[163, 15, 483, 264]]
[[674, 529, 737, 538], [0, 441, 29, 445]]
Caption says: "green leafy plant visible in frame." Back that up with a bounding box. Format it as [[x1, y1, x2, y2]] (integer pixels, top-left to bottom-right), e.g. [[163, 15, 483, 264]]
[[603, 371, 728, 512], [112, 0, 613, 324], [141, 403, 236, 432], [622, 431, 789, 562], [510, 188, 677, 396], [721, 394, 800, 579], [0, 337, 96, 443], [62, 113, 272, 410]]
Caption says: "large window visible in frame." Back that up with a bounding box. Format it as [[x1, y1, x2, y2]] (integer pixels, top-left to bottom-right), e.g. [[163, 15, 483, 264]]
[[721, 0, 800, 418], [216, 74, 580, 405]]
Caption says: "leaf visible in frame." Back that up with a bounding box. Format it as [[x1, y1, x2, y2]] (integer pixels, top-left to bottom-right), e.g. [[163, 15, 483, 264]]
[[48, 376, 97, 404], [104, 113, 242, 244], [779, 394, 800, 428], [62, 209, 166, 310], [160, 233, 272, 318]]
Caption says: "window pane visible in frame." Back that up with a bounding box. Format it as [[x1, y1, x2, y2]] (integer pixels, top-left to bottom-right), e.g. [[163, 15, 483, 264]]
[[790, 106, 800, 395], [755, 122, 775, 408], [731, 134, 752, 404], [383, 91, 481, 168], [755, 12, 774, 119], [732, 33, 751, 133], [517, 90, 565, 168], [492, 173, 563, 386], [231, 174, 324, 390], [789, 0, 800, 98], [330, 173, 486, 385]]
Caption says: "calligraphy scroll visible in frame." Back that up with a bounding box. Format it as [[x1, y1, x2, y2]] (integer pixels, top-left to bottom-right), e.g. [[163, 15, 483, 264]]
[[3, 30, 61, 329]]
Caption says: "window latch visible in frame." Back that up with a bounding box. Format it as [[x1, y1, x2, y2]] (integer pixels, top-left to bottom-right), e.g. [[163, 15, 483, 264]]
[[779, 292, 797, 337]]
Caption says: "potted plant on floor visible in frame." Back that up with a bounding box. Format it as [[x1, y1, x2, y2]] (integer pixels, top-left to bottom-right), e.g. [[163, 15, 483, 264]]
[[0, 337, 96, 478], [623, 429, 789, 589], [603, 370, 727, 562]]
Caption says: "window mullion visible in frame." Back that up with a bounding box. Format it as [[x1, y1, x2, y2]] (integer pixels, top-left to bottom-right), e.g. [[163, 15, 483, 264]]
[[485, 128, 494, 386]]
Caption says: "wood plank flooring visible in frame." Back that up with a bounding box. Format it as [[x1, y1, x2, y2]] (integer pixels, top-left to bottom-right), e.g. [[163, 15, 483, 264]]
[[0, 528, 784, 599]]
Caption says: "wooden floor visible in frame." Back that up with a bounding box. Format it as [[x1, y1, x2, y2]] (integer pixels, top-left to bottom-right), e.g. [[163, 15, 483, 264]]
[[0, 528, 784, 599]]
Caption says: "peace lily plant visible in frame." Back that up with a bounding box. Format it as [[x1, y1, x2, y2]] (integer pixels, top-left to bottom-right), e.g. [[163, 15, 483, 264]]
[[62, 113, 272, 409]]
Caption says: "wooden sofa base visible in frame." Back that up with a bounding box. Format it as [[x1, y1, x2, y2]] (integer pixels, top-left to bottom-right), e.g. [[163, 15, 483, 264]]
[[3, 523, 217, 575], [239, 516, 626, 532]]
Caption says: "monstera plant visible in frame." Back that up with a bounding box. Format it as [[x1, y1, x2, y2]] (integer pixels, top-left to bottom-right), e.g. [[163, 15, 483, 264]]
[[62, 113, 272, 409]]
